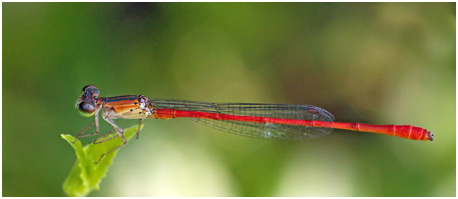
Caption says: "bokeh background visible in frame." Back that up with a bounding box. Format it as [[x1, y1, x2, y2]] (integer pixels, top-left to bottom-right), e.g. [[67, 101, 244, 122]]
[[3, 2, 456, 197]]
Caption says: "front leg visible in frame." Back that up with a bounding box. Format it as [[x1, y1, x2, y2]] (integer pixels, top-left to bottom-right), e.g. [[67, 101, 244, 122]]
[[73, 110, 100, 143]]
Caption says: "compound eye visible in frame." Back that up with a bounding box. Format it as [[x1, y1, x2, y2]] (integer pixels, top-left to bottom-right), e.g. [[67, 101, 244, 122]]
[[77, 102, 96, 117], [82, 85, 99, 97]]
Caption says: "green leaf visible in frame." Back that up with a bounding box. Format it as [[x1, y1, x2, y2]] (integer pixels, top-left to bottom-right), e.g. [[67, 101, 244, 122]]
[[61, 125, 142, 197]]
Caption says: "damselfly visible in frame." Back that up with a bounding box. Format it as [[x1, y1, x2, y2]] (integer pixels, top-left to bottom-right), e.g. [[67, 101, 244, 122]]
[[74, 85, 433, 163]]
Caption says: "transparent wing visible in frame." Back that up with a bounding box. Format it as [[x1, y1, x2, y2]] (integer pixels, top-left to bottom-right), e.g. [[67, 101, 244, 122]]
[[150, 100, 335, 140]]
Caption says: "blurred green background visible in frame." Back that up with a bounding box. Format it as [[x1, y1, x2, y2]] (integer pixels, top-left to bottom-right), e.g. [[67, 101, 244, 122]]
[[3, 2, 455, 197]]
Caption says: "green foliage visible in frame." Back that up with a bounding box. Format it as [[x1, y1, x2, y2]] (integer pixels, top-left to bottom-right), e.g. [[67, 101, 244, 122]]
[[61, 125, 142, 197]]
